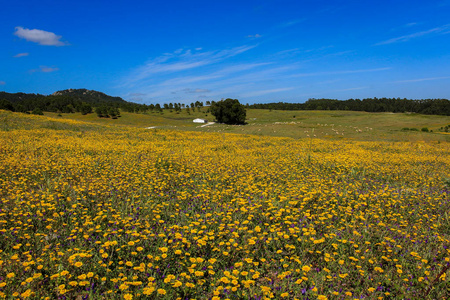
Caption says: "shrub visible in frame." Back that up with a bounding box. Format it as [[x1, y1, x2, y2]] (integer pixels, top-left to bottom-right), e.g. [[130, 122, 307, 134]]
[[210, 98, 246, 125], [31, 107, 44, 115]]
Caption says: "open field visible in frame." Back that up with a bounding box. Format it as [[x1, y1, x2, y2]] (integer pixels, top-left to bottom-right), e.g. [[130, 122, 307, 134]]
[[40, 109, 450, 143], [0, 110, 449, 299]]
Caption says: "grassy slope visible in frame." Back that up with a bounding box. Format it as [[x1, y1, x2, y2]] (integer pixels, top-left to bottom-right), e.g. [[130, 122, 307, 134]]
[[38, 109, 450, 143], [2, 108, 449, 142]]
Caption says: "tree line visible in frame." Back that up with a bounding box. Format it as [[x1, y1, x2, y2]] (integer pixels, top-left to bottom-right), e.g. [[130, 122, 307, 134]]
[[2, 89, 448, 117], [249, 98, 450, 115], [0, 89, 214, 117]]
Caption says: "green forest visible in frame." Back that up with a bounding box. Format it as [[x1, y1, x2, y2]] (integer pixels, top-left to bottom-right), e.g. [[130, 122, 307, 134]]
[[1, 88, 449, 116], [249, 97, 450, 115]]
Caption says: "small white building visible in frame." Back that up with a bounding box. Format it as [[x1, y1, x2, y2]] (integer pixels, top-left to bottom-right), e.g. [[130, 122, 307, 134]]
[[193, 118, 207, 123]]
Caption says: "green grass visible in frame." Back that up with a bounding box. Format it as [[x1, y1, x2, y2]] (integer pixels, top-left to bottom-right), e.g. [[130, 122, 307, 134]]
[[39, 109, 450, 143]]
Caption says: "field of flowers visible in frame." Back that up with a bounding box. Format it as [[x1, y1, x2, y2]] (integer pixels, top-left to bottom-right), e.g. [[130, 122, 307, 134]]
[[0, 112, 449, 299]]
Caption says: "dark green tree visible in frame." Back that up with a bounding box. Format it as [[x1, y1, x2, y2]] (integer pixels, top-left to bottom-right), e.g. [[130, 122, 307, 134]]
[[80, 103, 93, 115], [109, 107, 120, 119], [0, 99, 15, 111], [32, 107, 44, 115], [210, 98, 246, 125], [95, 106, 108, 118]]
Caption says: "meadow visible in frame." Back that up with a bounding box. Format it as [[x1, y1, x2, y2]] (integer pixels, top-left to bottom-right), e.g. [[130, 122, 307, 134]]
[[42, 109, 450, 143], [0, 110, 449, 299]]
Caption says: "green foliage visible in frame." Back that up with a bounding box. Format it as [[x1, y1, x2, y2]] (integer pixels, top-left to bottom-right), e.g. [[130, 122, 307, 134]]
[[402, 128, 421, 131], [95, 106, 120, 119], [444, 177, 450, 189], [0, 99, 15, 112], [109, 107, 120, 119], [31, 107, 43, 115], [0, 89, 148, 115], [80, 103, 93, 115], [421, 127, 429, 132], [249, 98, 450, 116], [210, 98, 246, 125]]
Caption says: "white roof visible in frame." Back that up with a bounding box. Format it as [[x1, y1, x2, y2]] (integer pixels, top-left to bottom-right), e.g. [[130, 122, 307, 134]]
[[193, 118, 206, 123]]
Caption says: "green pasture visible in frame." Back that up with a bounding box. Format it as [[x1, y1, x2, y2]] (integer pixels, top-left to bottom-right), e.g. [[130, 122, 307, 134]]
[[2, 108, 450, 142]]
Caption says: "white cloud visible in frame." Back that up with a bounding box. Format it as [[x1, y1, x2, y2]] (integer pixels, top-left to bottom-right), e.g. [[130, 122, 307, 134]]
[[123, 45, 256, 87], [30, 66, 59, 73], [278, 19, 306, 28], [182, 88, 211, 94], [375, 24, 450, 45], [0, 81, 5, 85], [127, 92, 148, 102], [241, 87, 294, 97], [247, 34, 262, 38], [119, 42, 392, 104], [14, 52, 29, 58], [129, 92, 147, 96], [394, 76, 450, 83], [291, 67, 391, 78], [333, 86, 369, 92], [40, 66, 59, 72], [14, 27, 67, 46]]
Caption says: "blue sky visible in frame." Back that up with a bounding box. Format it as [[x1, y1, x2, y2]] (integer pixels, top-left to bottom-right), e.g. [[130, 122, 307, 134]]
[[2, 0, 450, 104]]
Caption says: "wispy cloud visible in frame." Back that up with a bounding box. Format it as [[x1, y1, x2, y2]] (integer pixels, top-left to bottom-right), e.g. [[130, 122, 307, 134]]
[[127, 92, 147, 102], [278, 19, 306, 28], [247, 34, 262, 38], [29, 66, 59, 73], [291, 67, 391, 78], [404, 22, 418, 27], [333, 86, 369, 92], [375, 24, 450, 45], [14, 27, 67, 46], [182, 88, 211, 94], [241, 87, 294, 97], [119, 41, 392, 104], [394, 76, 450, 83], [123, 45, 256, 87], [40, 66, 59, 72], [14, 52, 29, 58]]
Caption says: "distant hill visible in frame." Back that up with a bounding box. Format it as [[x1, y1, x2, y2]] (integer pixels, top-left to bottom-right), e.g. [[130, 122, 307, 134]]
[[51, 89, 127, 105], [0, 89, 127, 105], [0, 91, 44, 103], [0, 89, 149, 115]]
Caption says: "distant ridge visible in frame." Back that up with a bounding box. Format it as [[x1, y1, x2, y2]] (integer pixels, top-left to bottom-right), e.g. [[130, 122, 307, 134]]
[[0, 89, 146, 114], [0, 88, 127, 105], [51, 88, 127, 105]]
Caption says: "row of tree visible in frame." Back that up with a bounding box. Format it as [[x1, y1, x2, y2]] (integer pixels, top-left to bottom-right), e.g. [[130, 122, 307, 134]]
[[2, 89, 448, 118], [0, 90, 215, 116], [249, 98, 450, 115]]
